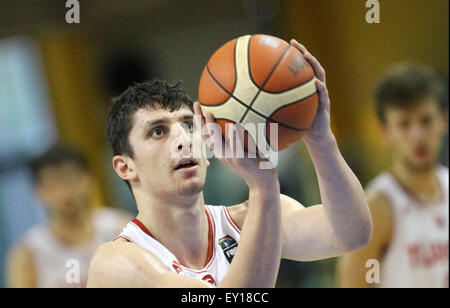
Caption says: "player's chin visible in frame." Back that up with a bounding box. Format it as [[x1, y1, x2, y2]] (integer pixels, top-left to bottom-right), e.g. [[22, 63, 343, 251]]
[[178, 180, 204, 195], [407, 157, 436, 173]]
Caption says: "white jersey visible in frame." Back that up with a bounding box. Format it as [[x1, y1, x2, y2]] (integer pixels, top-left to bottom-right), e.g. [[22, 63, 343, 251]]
[[367, 166, 449, 288], [115, 205, 241, 286], [21, 208, 127, 288]]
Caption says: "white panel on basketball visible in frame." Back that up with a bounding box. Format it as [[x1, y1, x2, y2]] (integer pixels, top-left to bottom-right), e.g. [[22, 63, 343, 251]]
[[232, 35, 259, 104], [250, 77, 317, 118], [200, 97, 247, 121]]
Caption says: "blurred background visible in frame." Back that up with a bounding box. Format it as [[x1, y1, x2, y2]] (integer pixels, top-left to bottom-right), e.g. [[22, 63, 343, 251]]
[[0, 0, 448, 288]]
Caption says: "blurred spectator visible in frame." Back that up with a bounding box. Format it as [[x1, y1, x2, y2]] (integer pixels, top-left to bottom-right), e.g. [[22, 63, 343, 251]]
[[6, 142, 131, 288], [337, 64, 448, 288]]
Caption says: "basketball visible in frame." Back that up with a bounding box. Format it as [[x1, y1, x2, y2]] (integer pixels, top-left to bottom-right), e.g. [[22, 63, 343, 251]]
[[198, 34, 319, 152]]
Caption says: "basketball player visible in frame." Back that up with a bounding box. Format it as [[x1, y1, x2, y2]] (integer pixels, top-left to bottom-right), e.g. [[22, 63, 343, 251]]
[[6, 143, 131, 288], [87, 41, 372, 288], [337, 64, 448, 288]]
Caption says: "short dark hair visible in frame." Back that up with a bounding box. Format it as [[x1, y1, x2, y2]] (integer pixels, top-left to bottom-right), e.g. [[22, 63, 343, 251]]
[[106, 80, 193, 158], [30, 142, 89, 184], [374, 63, 445, 123]]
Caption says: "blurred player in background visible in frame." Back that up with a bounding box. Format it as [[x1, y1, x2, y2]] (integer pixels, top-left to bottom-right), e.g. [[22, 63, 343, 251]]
[[337, 64, 448, 288], [6, 143, 131, 288]]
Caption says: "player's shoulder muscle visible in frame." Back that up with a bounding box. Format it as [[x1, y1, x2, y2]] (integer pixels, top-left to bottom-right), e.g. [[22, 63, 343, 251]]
[[87, 240, 157, 287], [87, 240, 214, 288], [226, 202, 248, 231]]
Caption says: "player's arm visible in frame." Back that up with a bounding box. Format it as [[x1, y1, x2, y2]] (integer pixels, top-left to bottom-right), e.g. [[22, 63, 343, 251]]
[[279, 41, 371, 260], [229, 41, 372, 261], [336, 190, 393, 287], [198, 102, 282, 287], [6, 243, 37, 288]]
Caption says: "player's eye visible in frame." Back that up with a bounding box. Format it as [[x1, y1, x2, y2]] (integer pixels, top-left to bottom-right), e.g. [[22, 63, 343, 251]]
[[184, 121, 194, 132], [399, 120, 410, 129], [151, 127, 165, 138], [421, 116, 432, 127]]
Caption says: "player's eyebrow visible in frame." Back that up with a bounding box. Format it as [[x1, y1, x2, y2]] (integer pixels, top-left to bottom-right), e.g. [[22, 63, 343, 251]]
[[145, 118, 168, 127], [143, 113, 193, 130], [180, 114, 193, 121]]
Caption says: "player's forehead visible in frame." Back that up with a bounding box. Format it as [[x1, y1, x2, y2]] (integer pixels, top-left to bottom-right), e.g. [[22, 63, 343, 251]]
[[385, 98, 441, 120], [131, 104, 193, 132], [37, 162, 87, 182]]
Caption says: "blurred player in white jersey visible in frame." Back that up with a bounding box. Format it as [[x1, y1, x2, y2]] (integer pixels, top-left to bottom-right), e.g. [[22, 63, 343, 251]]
[[338, 64, 448, 288], [6, 143, 130, 288]]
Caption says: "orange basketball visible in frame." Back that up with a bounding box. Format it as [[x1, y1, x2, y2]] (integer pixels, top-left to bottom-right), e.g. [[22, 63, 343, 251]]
[[198, 34, 319, 152]]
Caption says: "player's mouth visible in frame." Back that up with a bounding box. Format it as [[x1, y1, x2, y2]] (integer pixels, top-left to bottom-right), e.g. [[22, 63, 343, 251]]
[[174, 158, 199, 171], [414, 145, 429, 158]]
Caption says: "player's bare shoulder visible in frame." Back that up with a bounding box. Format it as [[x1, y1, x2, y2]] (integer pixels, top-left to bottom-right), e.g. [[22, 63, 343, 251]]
[[87, 239, 168, 288], [226, 202, 249, 231]]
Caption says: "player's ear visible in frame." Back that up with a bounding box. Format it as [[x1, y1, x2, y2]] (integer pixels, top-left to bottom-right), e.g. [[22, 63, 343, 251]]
[[112, 155, 137, 182]]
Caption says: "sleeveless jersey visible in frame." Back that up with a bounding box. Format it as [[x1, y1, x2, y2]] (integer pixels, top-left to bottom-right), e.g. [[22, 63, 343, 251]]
[[115, 205, 241, 286], [367, 166, 449, 288], [21, 208, 127, 288]]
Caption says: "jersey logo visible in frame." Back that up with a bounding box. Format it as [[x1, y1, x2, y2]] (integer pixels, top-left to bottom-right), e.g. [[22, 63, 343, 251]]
[[172, 261, 183, 273], [202, 274, 216, 285], [219, 235, 238, 263]]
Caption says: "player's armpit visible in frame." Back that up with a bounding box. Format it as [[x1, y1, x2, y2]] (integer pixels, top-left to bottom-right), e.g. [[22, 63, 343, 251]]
[[87, 240, 214, 288], [6, 243, 37, 288], [336, 190, 393, 288]]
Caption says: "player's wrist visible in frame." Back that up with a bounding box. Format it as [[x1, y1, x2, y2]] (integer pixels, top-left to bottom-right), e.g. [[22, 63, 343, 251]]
[[247, 176, 280, 195], [304, 129, 336, 150]]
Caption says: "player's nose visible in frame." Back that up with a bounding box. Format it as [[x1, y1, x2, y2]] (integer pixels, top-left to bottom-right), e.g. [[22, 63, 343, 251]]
[[172, 122, 192, 153], [410, 123, 428, 142]]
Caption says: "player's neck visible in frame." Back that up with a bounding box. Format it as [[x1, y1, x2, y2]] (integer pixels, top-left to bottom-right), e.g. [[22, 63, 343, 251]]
[[390, 162, 442, 206], [48, 208, 94, 246], [135, 191, 210, 269]]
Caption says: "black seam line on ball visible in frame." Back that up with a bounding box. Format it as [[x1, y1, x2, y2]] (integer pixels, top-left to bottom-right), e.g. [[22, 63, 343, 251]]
[[201, 39, 238, 107], [262, 75, 317, 94], [205, 67, 310, 132], [239, 44, 292, 123]]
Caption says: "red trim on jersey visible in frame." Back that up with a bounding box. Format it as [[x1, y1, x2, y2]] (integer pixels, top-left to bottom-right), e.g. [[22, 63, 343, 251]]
[[204, 208, 214, 267], [223, 206, 241, 234], [131, 218, 155, 239]]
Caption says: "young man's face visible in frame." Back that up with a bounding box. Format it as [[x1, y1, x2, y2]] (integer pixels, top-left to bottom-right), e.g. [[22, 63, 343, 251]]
[[125, 104, 208, 199], [382, 98, 447, 173], [36, 162, 92, 220]]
